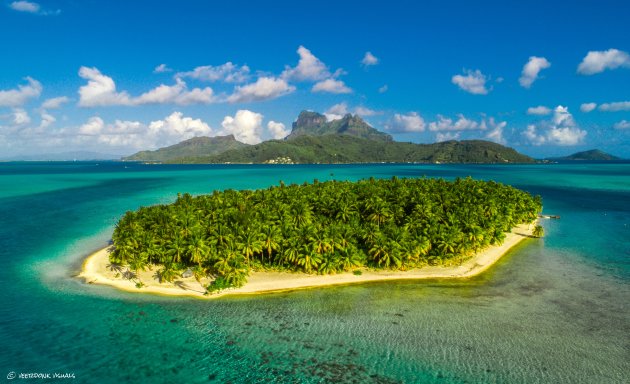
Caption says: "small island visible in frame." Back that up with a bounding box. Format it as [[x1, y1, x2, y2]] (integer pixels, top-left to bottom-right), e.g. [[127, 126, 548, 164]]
[[80, 177, 542, 298]]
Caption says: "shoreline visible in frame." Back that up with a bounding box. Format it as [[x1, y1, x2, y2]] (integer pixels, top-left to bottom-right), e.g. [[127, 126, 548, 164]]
[[78, 223, 535, 299]]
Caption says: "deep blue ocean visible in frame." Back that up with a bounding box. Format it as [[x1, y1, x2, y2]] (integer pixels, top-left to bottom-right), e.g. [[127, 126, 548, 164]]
[[0, 162, 628, 383]]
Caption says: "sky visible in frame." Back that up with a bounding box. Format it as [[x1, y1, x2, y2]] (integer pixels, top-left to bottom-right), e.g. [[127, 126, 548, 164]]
[[1, 0, 629, 158]]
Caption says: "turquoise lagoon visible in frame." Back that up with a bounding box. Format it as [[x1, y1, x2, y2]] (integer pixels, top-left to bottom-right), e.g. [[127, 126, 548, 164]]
[[0, 162, 628, 383]]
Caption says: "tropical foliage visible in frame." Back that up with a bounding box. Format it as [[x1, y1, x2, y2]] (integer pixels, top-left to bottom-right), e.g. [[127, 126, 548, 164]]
[[110, 177, 542, 291]]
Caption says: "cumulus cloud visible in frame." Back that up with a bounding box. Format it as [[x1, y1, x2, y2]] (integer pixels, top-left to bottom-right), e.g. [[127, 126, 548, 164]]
[[361, 52, 379, 66], [39, 112, 56, 128], [451, 69, 489, 95], [227, 77, 295, 103], [613, 120, 630, 130], [436, 132, 460, 142], [41, 96, 70, 110], [577, 49, 630, 75], [429, 114, 479, 131], [598, 101, 630, 112], [527, 106, 552, 115], [282, 46, 330, 81], [220, 110, 264, 144], [324, 103, 349, 121], [519, 56, 551, 88], [580, 102, 597, 113], [267, 121, 289, 140], [386, 112, 426, 133], [176, 62, 250, 83], [483, 118, 507, 144], [9, 1, 39, 12], [77, 112, 213, 150], [0, 77, 42, 107], [354, 106, 381, 117], [378, 85, 388, 93], [78, 67, 215, 107], [9, 1, 59, 15], [12, 108, 31, 125], [147, 112, 212, 146], [153, 64, 172, 73], [523, 105, 586, 146], [78, 67, 131, 107], [312, 79, 352, 94]]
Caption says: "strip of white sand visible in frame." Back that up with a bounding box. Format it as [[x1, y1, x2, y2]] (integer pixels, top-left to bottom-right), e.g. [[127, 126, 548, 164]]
[[79, 223, 534, 299]]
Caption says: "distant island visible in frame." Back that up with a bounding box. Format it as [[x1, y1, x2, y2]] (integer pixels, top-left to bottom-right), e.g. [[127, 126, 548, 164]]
[[124, 111, 535, 164], [548, 149, 622, 161], [80, 177, 542, 297]]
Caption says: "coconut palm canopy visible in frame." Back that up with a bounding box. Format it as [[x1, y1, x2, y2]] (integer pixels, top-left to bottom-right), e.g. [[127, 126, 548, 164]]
[[111, 177, 541, 291]]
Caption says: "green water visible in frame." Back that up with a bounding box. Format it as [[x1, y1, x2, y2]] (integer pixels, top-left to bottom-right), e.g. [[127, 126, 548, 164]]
[[0, 162, 628, 383]]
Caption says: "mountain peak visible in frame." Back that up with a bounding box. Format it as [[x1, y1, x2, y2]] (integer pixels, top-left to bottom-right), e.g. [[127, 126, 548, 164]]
[[287, 110, 392, 141]]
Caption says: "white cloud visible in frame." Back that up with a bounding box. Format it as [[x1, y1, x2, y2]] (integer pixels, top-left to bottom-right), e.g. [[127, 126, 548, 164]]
[[282, 46, 330, 81], [78, 67, 215, 107], [523, 105, 586, 146], [451, 69, 489, 95], [613, 120, 630, 130], [577, 49, 630, 75], [324, 102, 349, 121], [78, 116, 105, 135], [354, 106, 381, 117], [580, 102, 597, 113], [519, 56, 551, 88], [267, 121, 289, 140], [483, 118, 507, 145], [176, 62, 250, 83], [386, 112, 426, 132], [39, 112, 55, 128], [378, 85, 388, 93], [361, 52, 379, 66], [527, 106, 552, 115], [77, 112, 212, 150], [220, 110, 263, 144], [436, 132, 460, 142], [8, 0, 58, 15], [147, 112, 212, 147], [78, 67, 131, 107], [429, 114, 479, 131], [12, 108, 31, 125], [227, 77, 295, 103], [134, 78, 215, 105], [312, 79, 352, 94], [9, 1, 39, 13], [0, 77, 42, 107], [153, 64, 172, 73], [598, 101, 630, 112], [41, 96, 69, 110]]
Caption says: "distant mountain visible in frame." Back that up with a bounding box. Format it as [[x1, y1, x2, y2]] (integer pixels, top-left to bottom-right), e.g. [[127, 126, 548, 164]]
[[124, 135, 249, 162], [125, 110, 534, 164], [551, 149, 622, 161], [3, 151, 122, 161], [286, 111, 392, 141], [174, 135, 534, 164]]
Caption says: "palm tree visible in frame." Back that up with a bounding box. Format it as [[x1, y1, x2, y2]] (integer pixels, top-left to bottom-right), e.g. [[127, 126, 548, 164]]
[[188, 231, 210, 267], [532, 225, 544, 238]]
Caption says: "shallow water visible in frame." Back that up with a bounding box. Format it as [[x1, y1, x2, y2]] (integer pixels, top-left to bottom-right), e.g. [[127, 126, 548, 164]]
[[0, 162, 628, 383]]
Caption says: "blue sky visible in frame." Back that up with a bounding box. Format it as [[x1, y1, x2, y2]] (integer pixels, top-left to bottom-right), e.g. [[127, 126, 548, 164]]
[[1, 0, 629, 158]]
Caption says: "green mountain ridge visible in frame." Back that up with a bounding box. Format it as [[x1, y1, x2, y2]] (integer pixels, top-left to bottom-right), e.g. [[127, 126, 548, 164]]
[[172, 135, 534, 164], [550, 149, 622, 161], [124, 135, 249, 162], [125, 110, 535, 164]]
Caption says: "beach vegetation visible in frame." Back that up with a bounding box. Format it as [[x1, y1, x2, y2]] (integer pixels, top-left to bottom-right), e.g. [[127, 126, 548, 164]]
[[109, 177, 541, 290]]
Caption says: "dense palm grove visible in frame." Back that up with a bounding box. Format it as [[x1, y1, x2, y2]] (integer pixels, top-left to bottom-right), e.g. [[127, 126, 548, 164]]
[[110, 177, 542, 291]]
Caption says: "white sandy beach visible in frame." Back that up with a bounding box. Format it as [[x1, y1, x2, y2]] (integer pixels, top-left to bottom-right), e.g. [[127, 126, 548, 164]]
[[79, 223, 534, 299]]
